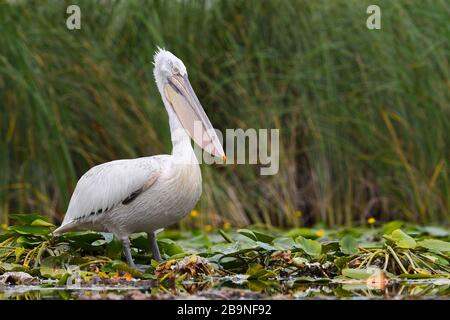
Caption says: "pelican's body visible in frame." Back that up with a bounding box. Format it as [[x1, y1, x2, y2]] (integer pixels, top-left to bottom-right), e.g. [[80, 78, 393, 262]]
[[54, 49, 225, 267], [56, 155, 201, 239], [98, 156, 201, 238]]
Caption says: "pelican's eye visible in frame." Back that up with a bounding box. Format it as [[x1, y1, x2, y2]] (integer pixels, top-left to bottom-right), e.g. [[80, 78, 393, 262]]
[[173, 66, 180, 74]]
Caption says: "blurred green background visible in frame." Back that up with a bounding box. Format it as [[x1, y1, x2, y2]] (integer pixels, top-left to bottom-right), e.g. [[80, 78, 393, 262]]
[[0, 0, 448, 228]]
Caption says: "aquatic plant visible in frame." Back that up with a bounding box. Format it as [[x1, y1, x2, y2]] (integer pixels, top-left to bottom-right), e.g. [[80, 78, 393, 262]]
[[0, 214, 448, 297]]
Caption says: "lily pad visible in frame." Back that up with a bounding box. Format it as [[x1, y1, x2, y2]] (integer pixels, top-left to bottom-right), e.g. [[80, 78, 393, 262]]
[[237, 229, 274, 243], [339, 235, 359, 255], [295, 236, 321, 256], [385, 229, 416, 249], [210, 241, 258, 255], [272, 237, 297, 251], [421, 226, 450, 237], [157, 239, 185, 257], [16, 235, 43, 246], [40, 265, 67, 279], [342, 267, 383, 280], [8, 225, 51, 236], [382, 220, 404, 234], [285, 228, 318, 239], [421, 253, 449, 265], [418, 239, 450, 254]]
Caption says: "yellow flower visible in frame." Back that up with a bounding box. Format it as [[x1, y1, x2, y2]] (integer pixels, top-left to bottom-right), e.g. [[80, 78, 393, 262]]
[[204, 225, 213, 232], [190, 210, 200, 218], [368, 217, 376, 225], [223, 221, 231, 230], [0, 224, 7, 230], [315, 229, 325, 237]]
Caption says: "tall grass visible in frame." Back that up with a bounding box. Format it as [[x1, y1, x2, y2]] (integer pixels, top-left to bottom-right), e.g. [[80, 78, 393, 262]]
[[0, 0, 448, 227]]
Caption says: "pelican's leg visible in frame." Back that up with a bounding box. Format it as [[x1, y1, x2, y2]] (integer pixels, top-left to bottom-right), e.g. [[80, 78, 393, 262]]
[[121, 237, 136, 268], [148, 232, 163, 262]]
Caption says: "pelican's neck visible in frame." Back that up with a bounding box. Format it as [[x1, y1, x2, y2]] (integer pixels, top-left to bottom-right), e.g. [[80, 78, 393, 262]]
[[166, 107, 198, 165]]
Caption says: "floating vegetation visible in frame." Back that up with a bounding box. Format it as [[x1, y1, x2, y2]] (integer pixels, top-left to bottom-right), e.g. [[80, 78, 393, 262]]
[[0, 214, 449, 299]]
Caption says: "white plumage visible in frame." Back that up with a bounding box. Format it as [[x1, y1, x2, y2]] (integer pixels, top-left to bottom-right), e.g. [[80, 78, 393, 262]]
[[54, 49, 225, 267], [55, 154, 201, 237], [55, 157, 162, 234]]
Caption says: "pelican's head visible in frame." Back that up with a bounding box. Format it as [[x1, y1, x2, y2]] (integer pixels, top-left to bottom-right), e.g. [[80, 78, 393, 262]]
[[153, 49, 187, 87], [153, 48, 225, 160]]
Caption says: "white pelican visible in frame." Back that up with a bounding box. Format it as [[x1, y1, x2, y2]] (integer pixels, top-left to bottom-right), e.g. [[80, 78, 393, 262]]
[[54, 49, 225, 268]]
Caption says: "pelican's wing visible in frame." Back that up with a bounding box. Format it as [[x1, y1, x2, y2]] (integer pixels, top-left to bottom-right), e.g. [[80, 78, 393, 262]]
[[56, 157, 162, 231]]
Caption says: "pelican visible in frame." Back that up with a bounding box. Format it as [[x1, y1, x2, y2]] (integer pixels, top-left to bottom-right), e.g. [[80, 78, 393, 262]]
[[53, 48, 225, 269]]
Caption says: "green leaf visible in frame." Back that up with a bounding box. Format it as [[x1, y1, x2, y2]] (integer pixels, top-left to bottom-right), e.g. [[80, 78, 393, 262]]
[[91, 239, 108, 246], [272, 237, 297, 251], [210, 241, 258, 255], [382, 220, 404, 235], [157, 230, 184, 240], [342, 267, 383, 280], [105, 239, 123, 259], [213, 256, 243, 269], [335, 256, 352, 269], [90, 232, 114, 246], [285, 228, 318, 239], [170, 252, 191, 259], [255, 241, 276, 251], [16, 235, 43, 245], [31, 219, 55, 227], [218, 229, 234, 243], [421, 253, 449, 265], [0, 262, 25, 272], [246, 264, 276, 280], [418, 239, 450, 253], [359, 241, 384, 249], [130, 232, 150, 250], [40, 266, 67, 279], [385, 229, 416, 249], [157, 239, 184, 257], [237, 229, 274, 243], [295, 236, 322, 256], [102, 260, 143, 278], [57, 273, 71, 285], [59, 231, 103, 247], [8, 225, 51, 236], [339, 235, 359, 255], [321, 241, 340, 254], [422, 227, 450, 237], [178, 234, 212, 250]]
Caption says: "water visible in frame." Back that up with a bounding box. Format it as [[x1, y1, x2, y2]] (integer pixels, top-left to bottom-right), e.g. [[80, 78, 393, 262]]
[[1, 278, 448, 300]]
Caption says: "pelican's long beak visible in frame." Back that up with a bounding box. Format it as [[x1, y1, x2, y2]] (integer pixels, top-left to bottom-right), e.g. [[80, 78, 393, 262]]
[[164, 74, 226, 160]]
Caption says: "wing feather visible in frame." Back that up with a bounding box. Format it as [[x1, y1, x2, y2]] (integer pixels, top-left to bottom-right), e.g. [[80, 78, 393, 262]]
[[60, 157, 162, 226]]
